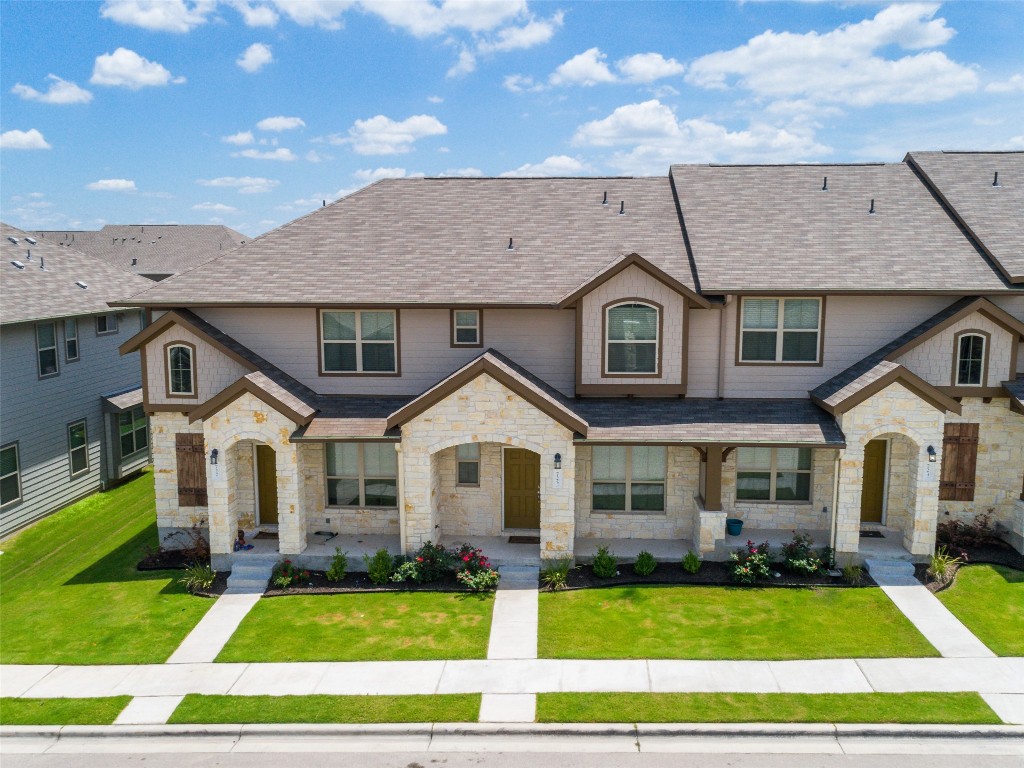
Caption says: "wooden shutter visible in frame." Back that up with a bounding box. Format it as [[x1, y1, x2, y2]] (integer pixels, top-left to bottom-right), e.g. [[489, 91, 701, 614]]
[[175, 433, 208, 506], [939, 423, 978, 502]]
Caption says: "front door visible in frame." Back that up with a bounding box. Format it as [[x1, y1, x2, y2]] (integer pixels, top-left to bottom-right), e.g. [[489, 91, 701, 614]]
[[256, 445, 278, 525], [860, 439, 887, 524], [503, 448, 540, 529]]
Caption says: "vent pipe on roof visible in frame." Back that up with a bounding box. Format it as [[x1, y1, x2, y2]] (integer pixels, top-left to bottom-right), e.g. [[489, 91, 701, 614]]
[[40, 256, 45, 270], [822, 176, 828, 191], [619, 200, 625, 215], [322, 200, 326, 207], [868, 198, 876, 215], [131, 257, 138, 267], [508, 237, 514, 251], [602, 191, 608, 206], [26, 249, 31, 261], [993, 171, 1000, 187]]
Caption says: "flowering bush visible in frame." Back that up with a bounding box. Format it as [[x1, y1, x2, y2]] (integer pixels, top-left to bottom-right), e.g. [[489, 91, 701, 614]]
[[272, 559, 311, 588], [452, 543, 499, 591], [781, 533, 827, 576], [456, 568, 500, 591], [729, 540, 773, 584], [412, 541, 454, 583], [390, 560, 420, 583]]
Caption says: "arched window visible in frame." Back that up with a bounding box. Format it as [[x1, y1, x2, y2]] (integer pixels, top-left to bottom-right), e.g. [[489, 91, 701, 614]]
[[605, 301, 659, 375], [955, 332, 986, 387], [166, 343, 196, 396]]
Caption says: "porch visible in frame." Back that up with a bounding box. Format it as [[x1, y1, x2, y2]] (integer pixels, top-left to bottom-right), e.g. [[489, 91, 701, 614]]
[[228, 531, 401, 571]]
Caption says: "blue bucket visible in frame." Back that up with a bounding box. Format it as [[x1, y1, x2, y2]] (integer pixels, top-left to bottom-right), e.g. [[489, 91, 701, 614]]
[[725, 518, 743, 536]]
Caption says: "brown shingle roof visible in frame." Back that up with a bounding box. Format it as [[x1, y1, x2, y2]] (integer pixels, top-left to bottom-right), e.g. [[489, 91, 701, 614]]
[[906, 151, 1024, 284], [113, 177, 696, 307], [670, 162, 1013, 293], [1, 223, 152, 325]]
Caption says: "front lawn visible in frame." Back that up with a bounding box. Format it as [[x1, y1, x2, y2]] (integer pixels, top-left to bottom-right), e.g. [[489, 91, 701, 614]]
[[169, 694, 480, 723], [0, 471, 215, 665], [936, 564, 1024, 656], [0, 697, 132, 725], [536, 692, 1000, 724], [216, 591, 494, 662], [539, 585, 937, 659]]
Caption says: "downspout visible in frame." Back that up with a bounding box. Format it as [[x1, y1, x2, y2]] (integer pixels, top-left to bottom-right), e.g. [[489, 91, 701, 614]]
[[717, 296, 731, 399]]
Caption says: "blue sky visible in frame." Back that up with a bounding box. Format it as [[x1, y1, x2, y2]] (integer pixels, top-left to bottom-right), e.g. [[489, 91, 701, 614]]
[[2, 1, 1022, 237]]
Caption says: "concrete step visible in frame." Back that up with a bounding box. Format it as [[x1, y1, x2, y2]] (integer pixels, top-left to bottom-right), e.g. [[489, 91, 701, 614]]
[[864, 558, 917, 580], [498, 565, 540, 587], [225, 561, 274, 595]]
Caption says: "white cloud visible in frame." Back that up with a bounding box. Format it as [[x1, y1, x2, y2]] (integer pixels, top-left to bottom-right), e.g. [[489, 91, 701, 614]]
[[477, 11, 563, 53], [503, 74, 542, 93], [91, 48, 186, 89], [500, 155, 591, 177], [686, 3, 977, 107], [198, 176, 279, 193], [616, 53, 684, 83], [306, 150, 329, 162], [1008, 135, 1024, 149], [100, 0, 214, 32], [237, 42, 274, 73], [222, 130, 255, 145], [330, 113, 448, 155], [0, 128, 52, 150], [986, 74, 1024, 93], [86, 178, 137, 191], [11, 75, 93, 104], [550, 47, 617, 87], [232, 147, 297, 161], [572, 99, 830, 174], [363, 0, 526, 37], [228, 0, 279, 26], [438, 167, 484, 177], [447, 48, 477, 78], [270, 0, 354, 29], [354, 167, 411, 182], [192, 202, 238, 212], [427, 95, 444, 104], [256, 115, 306, 131]]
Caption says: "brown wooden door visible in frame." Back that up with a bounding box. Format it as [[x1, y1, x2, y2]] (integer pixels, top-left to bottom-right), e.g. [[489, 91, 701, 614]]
[[256, 445, 278, 525], [860, 439, 887, 523], [504, 449, 540, 529]]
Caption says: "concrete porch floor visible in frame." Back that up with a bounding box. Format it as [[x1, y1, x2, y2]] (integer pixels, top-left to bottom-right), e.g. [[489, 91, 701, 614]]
[[574, 536, 694, 564], [229, 532, 402, 571], [714, 527, 830, 562]]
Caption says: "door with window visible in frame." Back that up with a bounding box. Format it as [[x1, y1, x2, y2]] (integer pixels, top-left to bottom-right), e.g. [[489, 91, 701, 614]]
[[256, 445, 278, 525], [503, 448, 540, 529]]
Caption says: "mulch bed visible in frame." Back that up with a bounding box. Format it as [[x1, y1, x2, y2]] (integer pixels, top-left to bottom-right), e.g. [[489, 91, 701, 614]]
[[137, 549, 202, 571], [915, 540, 1024, 594], [264, 570, 478, 597], [193, 571, 230, 598]]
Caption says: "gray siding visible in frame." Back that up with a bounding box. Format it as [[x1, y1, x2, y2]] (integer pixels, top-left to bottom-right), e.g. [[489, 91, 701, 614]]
[[1, 311, 146, 537]]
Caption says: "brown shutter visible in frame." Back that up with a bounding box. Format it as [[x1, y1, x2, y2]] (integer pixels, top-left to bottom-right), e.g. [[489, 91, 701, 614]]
[[939, 423, 978, 502], [175, 433, 208, 506]]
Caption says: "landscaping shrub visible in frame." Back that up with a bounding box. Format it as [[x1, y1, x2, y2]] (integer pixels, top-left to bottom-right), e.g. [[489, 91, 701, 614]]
[[272, 559, 310, 589], [456, 569, 500, 591], [326, 549, 348, 583], [178, 562, 215, 594], [591, 546, 618, 578], [390, 560, 420, 584], [842, 564, 864, 586], [541, 558, 575, 591], [162, 517, 211, 563], [364, 549, 394, 585], [452, 543, 499, 591], [927, 546, 964, 585], [729, 540, 773, 584], [633, 550, 657, 576], [411, 541, 454, 583], [681, 550, 702, 574], [781, 533, 826, 576], [936, 510, 1001, 549]]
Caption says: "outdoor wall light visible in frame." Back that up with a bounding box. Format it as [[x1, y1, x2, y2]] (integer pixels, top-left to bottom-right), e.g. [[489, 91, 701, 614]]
[[554, 453, 562, 470], [210, 448, 219, 466], [926, 445, 937, 463]]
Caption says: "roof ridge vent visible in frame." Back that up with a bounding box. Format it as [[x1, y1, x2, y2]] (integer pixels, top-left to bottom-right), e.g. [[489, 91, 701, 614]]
[[992, 171, 1000, 187], [822, 176, 828, 191]]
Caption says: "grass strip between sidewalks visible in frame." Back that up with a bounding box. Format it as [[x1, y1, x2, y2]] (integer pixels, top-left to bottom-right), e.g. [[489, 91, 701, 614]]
[[935, 564, 1024, 656], [536, 692, 1002, 724], [0, 697, 132, 725], [168, 694, 482, 724]]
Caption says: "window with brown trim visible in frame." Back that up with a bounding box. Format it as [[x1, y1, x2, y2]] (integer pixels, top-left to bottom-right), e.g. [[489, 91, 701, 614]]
[[739, 298, 821, 364], [451, 310, 482, 347], [592, 445, 665, 512], [166, 343, 196, 396], [939, 423, 978, 502], [325, 443, 398, 507], [605, 302, 659, 375], [175, 433, 208, 506], [954, 332, 986, 386], [320, 310, 398, 374], [736, 447, 812, 502]]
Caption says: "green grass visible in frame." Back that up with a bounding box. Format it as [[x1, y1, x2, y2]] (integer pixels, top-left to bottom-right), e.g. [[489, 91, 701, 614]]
[[936, 564, 1024, 656], [169, 694, 481, 724], [536, 692, 1001, 724], [216, 591, 495, 662], [539, 585, 938, 659], [0, 697, 132, 725], [0, 471, 215, 665]]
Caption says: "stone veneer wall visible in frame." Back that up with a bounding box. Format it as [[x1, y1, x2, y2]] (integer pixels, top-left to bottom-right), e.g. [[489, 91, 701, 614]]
[[884, 436, 916, 538], [574, 445, 699, 540], [152, 411, 208, 539], [400, 373, 575, 560], [300, 441, 400, 536], [436, 443, 503, 538]]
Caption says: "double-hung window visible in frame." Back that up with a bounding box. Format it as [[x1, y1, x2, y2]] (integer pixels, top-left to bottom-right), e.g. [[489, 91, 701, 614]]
[[592, 445, 666, 512], [96, 313, 118, 335], [1, 443, 21, 507], [326, 443, 398, 507], [955, 332, 986, 386], [451, 310, 482, 347], [166, 343, 196, 396], [456, 443, 480, 486], [321, 310, 398, 373], [119, 406, 149, 458], [740, 298, 821, 363], [36, 322, 59, 377], [64, 318, 79, 361], [68, 420, 89, 477], [605, 302, 659, 374], [736, 447, 812, 502]]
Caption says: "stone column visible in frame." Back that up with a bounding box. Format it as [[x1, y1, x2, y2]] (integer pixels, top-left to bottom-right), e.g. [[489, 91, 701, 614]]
[[540, 440, 576, 562], [906, 448, 938, 555], [834, 443, 865, 558], [205, 437, 235, 557], [277, 442, 306, 555], [400, 436, 436, 553]]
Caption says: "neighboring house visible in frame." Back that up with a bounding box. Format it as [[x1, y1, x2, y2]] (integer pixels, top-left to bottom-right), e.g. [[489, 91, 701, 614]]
[[112, 151, 1024, 569], [1, 224, 153, 536], [32, 225, 249, 282]]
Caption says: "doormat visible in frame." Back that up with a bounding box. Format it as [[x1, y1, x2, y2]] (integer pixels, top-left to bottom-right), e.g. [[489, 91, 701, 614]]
[[509, 535, 540, 544], [254, 531, 278, 540], [860, 530, 884, 538]]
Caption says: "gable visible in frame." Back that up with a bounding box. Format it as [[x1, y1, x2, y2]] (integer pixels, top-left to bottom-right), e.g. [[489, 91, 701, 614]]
[[143, 323, 251, 408], [894, 310, 1016, 389]]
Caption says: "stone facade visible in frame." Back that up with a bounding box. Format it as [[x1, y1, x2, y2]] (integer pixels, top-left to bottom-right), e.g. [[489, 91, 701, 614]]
[[435, 442, 504, 538], [151, 411, 208, 539], [896, 312, 1015, 387], [301, 441, 401, 536]]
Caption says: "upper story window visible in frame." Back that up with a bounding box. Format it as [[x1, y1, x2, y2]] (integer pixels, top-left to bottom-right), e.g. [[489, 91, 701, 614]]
[[1, 443, 22, 508], [451, 310, 482, 347], [605, 301, 660, 375], [955, 332, 987, 387], [736, 447, 812, 502], [740, 298, 821, 364], [68, 419, 89, 478], [96, 313, 118, 335], [36, 322, 59, 378], [592, 445, 666, 513], [326, 442, 398, 508], [64, 318, 79, 362], [166, 343, 196, 396], [321, 310, 398, 374]]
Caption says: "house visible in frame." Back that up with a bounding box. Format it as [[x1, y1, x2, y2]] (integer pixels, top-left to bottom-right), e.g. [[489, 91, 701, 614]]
[[112, 152, 1024, 570], [32, 225, 249, 282], [1, 224, 155, 536]]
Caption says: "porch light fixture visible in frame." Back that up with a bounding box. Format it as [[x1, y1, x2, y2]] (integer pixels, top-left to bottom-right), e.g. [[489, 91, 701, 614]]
[[554, 453, 562, 470], [926, 445, 936, 463], [210, 448, 219, 466]]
